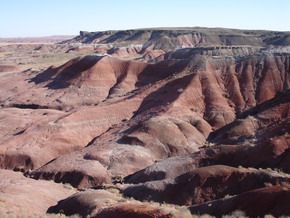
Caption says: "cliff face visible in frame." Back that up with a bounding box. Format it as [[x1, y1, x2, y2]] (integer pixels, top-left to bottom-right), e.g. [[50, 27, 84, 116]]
[[67, 28, 290, 49]]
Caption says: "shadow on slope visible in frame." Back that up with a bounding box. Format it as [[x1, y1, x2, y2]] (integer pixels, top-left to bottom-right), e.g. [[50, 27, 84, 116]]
[[29, 55, 104, 89], [133, 73, 196, 117]]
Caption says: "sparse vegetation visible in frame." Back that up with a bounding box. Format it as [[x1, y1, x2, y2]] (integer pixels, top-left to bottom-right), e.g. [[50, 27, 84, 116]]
[[177, 88, 184, 93], [122, 117, 130, 122], [0, 211, 81, 218], [222, 93, 230, 98], [62, 183, 75, 190], [112, 176, 124, 184], [201, 141, 213, 148], [222, 210, 248, 218], [227, 99, 235, 108], [191, 107, 201, 113]]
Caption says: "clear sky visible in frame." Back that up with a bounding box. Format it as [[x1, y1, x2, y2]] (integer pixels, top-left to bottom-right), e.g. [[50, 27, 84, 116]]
[[1, 0, 290, 37]]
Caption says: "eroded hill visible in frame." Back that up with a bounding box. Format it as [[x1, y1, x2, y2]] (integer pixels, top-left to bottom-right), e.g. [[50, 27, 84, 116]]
[[0, 28, 290, 217]]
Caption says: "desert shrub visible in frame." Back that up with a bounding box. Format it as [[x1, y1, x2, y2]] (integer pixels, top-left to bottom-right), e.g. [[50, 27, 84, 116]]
[[191, 107, 199, 112], [222, 210, 248, 218], [177, 88, 184, 93]]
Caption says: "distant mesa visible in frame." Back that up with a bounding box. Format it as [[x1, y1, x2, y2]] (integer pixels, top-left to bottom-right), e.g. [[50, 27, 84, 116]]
[[64, 27, 290, 49], [0, 35, 76, 44]]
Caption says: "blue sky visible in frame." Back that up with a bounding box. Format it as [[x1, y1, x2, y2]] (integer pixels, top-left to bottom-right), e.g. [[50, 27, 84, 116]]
[[1, 0, 289, 37]]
